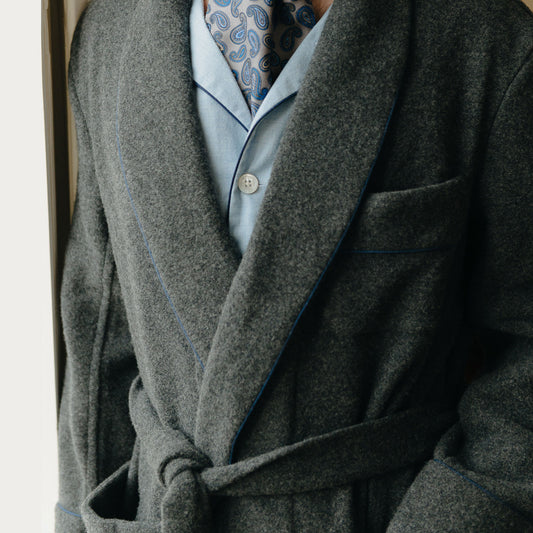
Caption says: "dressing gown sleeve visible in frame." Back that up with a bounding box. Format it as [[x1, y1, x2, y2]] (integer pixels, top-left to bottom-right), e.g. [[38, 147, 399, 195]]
[[387, 51, 533, 532], [55, 16, 138, 533]]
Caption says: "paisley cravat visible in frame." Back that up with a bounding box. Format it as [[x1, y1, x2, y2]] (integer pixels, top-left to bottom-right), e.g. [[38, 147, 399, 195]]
[[205, 0, 317, 116]]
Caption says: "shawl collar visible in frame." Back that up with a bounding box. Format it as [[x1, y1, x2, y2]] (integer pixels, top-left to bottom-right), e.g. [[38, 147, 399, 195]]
[[116, 0, 412, 464]]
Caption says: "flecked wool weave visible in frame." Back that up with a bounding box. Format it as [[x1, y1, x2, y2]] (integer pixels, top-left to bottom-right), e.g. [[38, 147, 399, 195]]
[[55, 0, 533, 531]]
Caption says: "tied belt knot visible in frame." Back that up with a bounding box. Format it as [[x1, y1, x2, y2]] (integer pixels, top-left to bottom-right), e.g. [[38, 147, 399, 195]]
[[128, 376, 457, 533], [157, 432, 213, 533]]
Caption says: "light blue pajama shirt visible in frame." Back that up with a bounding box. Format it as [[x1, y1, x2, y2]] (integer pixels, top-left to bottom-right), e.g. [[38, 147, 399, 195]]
[[189, 0, 332, 256]]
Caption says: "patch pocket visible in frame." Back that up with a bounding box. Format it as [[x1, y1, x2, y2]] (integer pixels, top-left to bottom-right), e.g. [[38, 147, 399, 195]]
[[339, 174, 470, 254]]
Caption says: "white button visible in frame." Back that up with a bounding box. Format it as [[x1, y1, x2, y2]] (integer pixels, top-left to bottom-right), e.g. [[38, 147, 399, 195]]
[[237, 173, 260, 194]]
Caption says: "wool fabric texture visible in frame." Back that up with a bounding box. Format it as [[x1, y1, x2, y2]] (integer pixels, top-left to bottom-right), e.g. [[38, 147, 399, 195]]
[[204, 0, 316, 115], [55, 0, 533, 531]]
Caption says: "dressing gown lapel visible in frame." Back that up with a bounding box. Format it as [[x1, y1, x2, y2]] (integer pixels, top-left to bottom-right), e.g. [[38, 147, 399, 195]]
[[116, 0, 240, 372], [195, 0, 413, 464], [117, 0, 412, 466]]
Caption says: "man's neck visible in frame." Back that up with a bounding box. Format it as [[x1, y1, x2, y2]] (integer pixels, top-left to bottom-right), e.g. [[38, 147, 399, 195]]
[[312, 0, 333, 21]]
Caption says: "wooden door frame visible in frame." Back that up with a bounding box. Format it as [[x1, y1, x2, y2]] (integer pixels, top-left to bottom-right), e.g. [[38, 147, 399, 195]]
[[41, 0, 90, 422]]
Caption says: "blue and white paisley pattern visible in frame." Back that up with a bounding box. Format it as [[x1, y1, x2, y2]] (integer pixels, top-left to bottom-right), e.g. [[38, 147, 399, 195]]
[[241, 58, 252, 85], [205, 0, 316, 116], [248, 29, 261, 57], [258, 50, 280, 71], [209, 10, 230, 30], [231, 0, 243, 17], [246, 5, 269, 30], [229, 44, 248, 62], [263, 33, 274, 49], [230, 12, 248, 43], [296, 5, 315, 28], [250, 68, 269, 99], [250, 101, 260, 116]]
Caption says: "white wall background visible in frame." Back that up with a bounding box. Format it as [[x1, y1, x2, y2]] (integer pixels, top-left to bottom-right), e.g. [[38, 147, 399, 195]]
[[0, 4, 58, 532]]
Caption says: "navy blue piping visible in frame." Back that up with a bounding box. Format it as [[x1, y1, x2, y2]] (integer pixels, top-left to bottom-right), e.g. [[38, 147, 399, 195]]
[[225, 91, 298, 226], [229, 91, 401, 464], [194, 81, 249, 132], [339, 245, 452, 254], [115, 84, 205, 370], [56, 503, 82, 518], [433, 459, 533, 524]]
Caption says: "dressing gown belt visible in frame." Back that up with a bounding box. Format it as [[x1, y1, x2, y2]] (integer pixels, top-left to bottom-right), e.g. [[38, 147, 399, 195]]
[[84, 375, 458, 533]]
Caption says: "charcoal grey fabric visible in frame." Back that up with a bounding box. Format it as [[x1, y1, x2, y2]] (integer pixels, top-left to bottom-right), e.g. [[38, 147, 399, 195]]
[[55, 0, 533, 531]]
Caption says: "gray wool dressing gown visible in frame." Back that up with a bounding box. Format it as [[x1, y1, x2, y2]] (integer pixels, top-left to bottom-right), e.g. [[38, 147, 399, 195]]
[[55, 0, 533, 531]]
